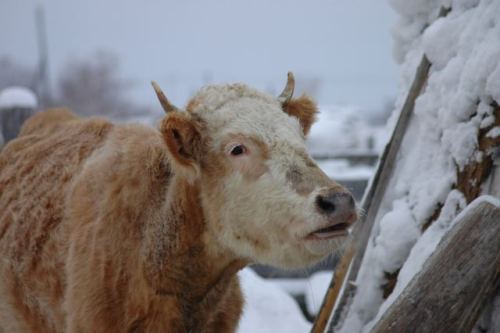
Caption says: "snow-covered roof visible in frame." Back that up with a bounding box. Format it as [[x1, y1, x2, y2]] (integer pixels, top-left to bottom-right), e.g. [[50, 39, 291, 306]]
[[0, 87, 37, 110]]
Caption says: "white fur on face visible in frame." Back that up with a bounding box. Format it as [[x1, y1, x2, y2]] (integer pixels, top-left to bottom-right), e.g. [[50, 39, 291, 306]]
[[207, 161, 347, 269], [192, 84, 349, 269]]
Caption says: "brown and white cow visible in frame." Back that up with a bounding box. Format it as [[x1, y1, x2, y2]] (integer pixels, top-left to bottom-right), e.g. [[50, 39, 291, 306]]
[[0, 73, 356, 333]]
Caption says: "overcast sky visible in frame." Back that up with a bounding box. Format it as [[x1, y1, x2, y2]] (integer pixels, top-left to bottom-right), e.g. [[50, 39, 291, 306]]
[[0, 0, 398, 113]]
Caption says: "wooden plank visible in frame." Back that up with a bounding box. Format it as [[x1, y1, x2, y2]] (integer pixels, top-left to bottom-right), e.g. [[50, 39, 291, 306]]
[[312, 8, 453, 332], [371, 199, 500, 333], [310, 247, 354, 333], [311, 54, 432, 333]]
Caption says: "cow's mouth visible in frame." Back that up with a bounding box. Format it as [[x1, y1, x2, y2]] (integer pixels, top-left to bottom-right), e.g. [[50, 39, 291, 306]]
[[307, 222, 350, 239]]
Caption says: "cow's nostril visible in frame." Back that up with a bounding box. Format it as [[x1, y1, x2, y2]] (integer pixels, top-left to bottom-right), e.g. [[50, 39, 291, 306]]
[[316, 191, 356, 216], [316, 195, 336, 213]]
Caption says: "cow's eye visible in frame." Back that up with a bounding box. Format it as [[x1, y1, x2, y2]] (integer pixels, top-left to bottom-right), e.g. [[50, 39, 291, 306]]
[[230, 145, 246, 156]]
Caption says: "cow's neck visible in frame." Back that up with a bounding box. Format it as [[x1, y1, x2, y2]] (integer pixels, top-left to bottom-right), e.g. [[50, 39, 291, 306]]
[[143, 173, 245, 310]]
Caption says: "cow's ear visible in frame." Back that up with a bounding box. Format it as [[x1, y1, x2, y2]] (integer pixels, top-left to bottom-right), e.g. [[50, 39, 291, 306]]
[[283, 95, 318, 136], [160, 112, 202, 183]]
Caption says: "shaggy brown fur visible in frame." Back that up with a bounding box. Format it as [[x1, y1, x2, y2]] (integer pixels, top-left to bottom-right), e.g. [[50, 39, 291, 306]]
[[0, 109, 244, 333], [18, 107, 79, 137], [0, 80, 350, 332]]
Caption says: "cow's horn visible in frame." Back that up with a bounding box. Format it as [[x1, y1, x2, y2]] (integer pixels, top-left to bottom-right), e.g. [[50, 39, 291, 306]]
[[278, 72, 295, 105], [151, 81, 179, 113]]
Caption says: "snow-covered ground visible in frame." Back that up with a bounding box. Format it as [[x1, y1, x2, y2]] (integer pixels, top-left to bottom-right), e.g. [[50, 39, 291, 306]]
[[237, 268, 312, 333], [304, 271, 334, 316], [237, 269, 335, 332]]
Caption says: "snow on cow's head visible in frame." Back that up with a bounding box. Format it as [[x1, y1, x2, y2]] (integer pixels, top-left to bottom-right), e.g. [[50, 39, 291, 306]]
[[153, 73, 357, 269]]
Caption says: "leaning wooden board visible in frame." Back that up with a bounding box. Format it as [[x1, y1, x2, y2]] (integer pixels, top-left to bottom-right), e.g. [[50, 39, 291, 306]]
[[311, 7, 455, 333], [310, 53, 432, 333]]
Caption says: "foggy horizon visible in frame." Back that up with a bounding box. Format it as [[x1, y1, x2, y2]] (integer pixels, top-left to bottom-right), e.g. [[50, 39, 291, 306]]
[[1, 0, 398, 114]]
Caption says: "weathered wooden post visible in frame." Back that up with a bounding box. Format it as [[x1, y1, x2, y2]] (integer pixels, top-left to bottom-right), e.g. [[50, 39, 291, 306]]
[[371, 198, 500, 333], [311, 53, 433, 333], [0, 86, 37, 147]]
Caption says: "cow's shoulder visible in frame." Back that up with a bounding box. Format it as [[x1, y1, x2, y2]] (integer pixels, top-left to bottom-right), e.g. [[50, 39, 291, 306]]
[[78, 122, 170, 187], [67, 122, 171, 229], [19, 108, 79, 137]]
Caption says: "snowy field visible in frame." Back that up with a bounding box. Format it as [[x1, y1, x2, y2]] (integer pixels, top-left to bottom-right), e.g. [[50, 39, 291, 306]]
[[237, 269, 312, 333], [237, 269, 334, 333]]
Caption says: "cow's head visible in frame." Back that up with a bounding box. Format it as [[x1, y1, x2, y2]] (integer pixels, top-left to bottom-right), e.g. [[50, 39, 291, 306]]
[[152, 73, 357, 269]]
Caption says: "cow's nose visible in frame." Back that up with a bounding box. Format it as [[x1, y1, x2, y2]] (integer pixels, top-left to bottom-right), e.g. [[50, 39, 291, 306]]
[[315, 191, 355, 216]]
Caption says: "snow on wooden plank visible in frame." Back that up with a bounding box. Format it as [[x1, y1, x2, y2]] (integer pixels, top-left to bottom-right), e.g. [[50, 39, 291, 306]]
[[371, 197, 500, 333]]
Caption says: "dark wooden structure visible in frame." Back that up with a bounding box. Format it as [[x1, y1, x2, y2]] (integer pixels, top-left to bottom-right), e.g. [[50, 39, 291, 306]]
[[0, 107, 35, 143], [372, 199, 500, 333]]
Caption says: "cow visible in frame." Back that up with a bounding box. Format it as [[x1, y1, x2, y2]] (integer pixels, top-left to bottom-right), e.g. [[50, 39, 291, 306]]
[[0, 73, 357, 333]]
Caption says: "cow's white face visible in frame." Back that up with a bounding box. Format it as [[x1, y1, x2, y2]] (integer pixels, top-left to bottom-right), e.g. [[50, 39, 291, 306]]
[[156, 77, 357, 269]]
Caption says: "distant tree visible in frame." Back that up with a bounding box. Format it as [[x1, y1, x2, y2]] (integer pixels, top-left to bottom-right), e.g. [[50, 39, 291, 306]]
[[57, 51, 144, 119], [0, 57, 37, 92]]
